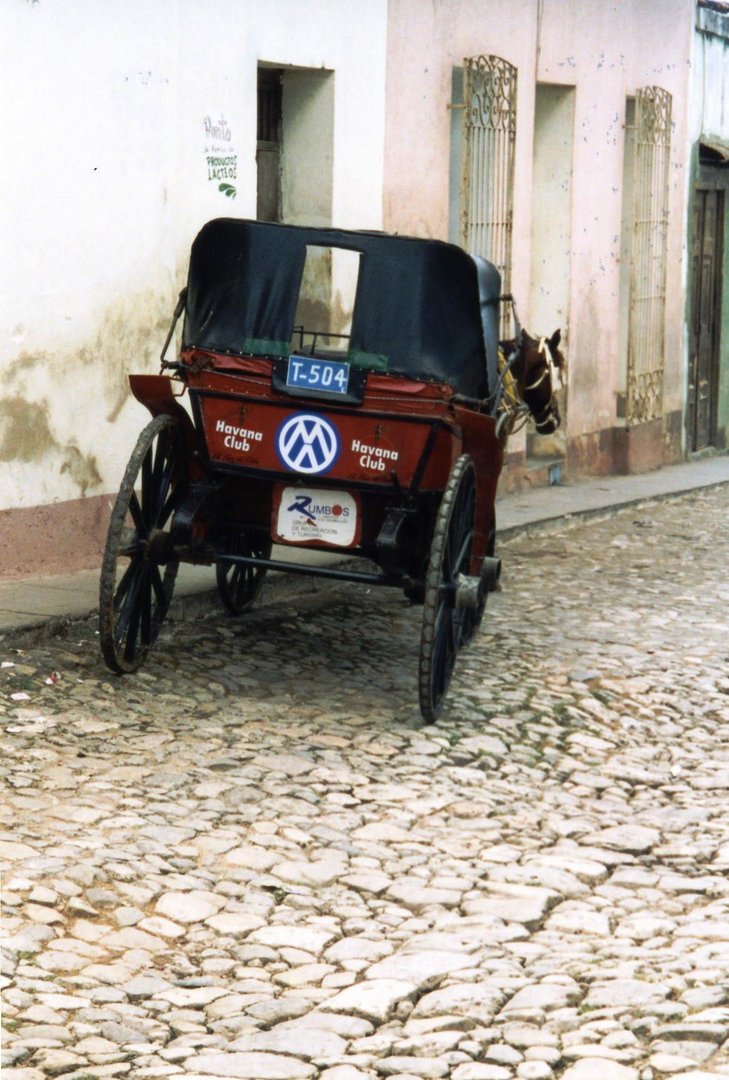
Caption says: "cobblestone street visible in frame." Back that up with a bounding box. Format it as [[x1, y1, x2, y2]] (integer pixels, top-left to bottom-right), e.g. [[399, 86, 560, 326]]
[[3, 485, 729, 1080]]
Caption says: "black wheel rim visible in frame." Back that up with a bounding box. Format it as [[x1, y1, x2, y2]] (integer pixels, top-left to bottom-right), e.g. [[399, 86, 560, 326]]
[[99, 415, 185, 673], [216, 534, 272, 615], [419, 456, 477, 722]]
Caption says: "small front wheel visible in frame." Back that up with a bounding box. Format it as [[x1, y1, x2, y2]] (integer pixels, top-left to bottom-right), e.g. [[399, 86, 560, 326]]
[[216, 533, 272, 615], [99, 414, 186, 673], [419, 455, 477, 723]]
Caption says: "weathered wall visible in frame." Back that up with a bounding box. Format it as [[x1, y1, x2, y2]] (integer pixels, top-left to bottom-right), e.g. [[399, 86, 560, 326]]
[[384, 0, 693, 478], [690, 5, 729, 447], [694, 4, 729, 139], [0, 0, 387, 574], [718, 204, 729, 446]]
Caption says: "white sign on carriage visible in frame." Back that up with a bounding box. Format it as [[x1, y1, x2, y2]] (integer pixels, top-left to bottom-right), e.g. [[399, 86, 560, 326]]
[[274, 487, 358, 546]]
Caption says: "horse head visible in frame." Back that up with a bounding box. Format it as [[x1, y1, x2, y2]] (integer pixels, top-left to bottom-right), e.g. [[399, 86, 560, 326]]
[[501, 328, 566, 435]]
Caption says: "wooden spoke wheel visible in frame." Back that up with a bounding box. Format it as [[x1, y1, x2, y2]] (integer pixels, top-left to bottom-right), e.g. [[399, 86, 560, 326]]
[[99, 414, 186, 674], [419, 455, 477, 723], [216, 534, 272, 615]]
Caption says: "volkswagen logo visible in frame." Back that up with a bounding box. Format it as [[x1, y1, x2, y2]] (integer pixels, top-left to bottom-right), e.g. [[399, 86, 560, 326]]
[[276, 413, 340, 475]]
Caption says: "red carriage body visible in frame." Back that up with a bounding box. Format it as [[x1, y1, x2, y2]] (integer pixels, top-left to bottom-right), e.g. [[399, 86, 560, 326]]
[[101, 219, 510, 720]]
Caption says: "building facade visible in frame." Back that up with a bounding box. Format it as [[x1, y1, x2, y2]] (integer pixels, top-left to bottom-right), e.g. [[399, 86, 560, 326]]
[[0, 0, 388, 575], [2, 1, 727, 578], [687, 1, 729, 454], [383, 0, 696, 485]]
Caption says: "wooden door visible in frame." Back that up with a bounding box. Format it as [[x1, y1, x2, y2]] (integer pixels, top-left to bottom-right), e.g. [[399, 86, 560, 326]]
[[689, 189, 724, 450]]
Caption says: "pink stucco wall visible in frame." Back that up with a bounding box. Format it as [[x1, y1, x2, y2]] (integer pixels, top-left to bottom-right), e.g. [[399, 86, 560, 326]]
[[384, 0, 693, 468]]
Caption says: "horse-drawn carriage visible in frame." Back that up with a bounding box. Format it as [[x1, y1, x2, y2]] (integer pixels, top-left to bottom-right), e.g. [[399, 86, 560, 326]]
[[99, 218, 562, 721]]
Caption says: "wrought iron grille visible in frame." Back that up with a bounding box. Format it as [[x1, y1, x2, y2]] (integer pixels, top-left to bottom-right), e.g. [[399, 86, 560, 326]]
[[460, 55, 517, 338], [626, 86, 672, 425], [257, 69, 282, 143]]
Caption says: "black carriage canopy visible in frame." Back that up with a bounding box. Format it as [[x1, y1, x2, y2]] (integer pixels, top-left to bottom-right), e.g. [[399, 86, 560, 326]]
[[182, 218, 502, 402]]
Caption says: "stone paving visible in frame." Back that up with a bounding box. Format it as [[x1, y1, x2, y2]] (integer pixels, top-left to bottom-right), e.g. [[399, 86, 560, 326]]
[[2, 485, 729, 1080]]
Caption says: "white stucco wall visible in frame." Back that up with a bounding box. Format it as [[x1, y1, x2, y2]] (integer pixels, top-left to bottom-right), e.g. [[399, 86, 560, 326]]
[[0, 0, 387, 519], [692, 5, 729, 141], [384, 0, 693, 460]]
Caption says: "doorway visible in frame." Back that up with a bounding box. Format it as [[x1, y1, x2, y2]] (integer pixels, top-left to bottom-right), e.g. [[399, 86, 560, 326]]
[[256, 68, 283, 222], [688, 187, 724, 451], [528, 83, 574, 459], [529, 84, 574, 336], [256, 64, 334, 228]]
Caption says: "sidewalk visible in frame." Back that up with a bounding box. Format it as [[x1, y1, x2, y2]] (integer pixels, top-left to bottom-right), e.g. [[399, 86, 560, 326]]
[[2, 453, 728, 638]]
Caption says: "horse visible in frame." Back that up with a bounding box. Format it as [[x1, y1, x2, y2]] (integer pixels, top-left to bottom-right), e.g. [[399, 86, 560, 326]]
[[495, 328, 566, 440]]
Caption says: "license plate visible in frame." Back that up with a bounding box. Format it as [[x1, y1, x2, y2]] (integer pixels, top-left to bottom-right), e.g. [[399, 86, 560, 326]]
[[286, 355, 350, 396]]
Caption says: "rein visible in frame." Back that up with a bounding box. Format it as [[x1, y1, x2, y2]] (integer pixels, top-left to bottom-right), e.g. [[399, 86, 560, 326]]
[[494, 345, 531, 440]]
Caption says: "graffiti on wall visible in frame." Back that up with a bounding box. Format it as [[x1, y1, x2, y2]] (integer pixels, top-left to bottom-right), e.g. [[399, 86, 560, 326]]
[[203, 115, 237, 199]]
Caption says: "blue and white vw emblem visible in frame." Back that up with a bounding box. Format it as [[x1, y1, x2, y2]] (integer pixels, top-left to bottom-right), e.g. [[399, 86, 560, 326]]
[[276, 413, 340, 475]]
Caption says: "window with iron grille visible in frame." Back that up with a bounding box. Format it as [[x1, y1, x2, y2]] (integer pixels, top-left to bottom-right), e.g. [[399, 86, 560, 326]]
[[625, 86, 672, 425], [459, 55, 517, 338]]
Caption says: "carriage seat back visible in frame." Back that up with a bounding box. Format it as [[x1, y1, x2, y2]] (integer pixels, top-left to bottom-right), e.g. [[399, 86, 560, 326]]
[[471, 255, 501, 401]]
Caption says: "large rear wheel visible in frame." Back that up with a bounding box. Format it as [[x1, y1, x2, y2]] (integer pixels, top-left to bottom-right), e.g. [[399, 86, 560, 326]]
[[99, 414, 185, 673], [419, 455, 477, 723]]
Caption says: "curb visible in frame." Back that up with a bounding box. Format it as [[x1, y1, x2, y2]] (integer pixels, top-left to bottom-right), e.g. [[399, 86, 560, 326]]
[[496, 472, 729, 542], [3, 471, 729, 646]]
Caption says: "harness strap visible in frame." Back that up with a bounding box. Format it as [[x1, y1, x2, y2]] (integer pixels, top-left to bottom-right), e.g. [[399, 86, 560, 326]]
[[534, 413, 555, 430], [510, 295, 523, 340], [524, 366, 549, 391], [524, 336, 560, 391], [493, 344, 529, 440]]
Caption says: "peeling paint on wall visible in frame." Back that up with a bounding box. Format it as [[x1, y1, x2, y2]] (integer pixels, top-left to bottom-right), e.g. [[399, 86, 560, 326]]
[[60, 444, 102, 494], [0, 398, 54, 463], [3, 283, 172, 422], [0, 397, 102, 496], [2, 0, 389, 526], [0, 280, 176, 507], [95, 287, 174, 422]]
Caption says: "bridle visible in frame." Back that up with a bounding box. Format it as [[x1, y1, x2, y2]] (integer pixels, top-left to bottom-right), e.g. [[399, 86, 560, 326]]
[[494, 333, 564, 440], [525, 336, 563, 432]]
